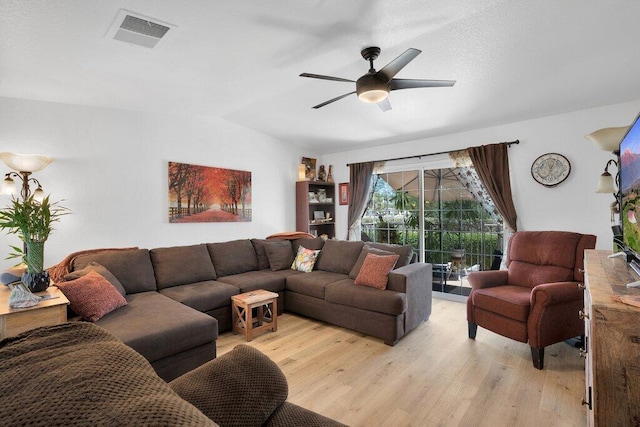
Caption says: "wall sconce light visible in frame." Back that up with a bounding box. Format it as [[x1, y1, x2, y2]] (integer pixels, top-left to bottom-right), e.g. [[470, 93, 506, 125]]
[[0, 152, 52, 202], [595, 158, 620, 221], [595, 159, 617, 194]]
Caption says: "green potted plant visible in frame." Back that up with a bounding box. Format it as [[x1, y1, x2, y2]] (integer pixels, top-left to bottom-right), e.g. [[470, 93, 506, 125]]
[[0, 195, 69, 292]]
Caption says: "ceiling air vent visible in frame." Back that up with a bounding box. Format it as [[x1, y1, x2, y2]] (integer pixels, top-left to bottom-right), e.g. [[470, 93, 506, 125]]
[[106, 9, 176, 49]]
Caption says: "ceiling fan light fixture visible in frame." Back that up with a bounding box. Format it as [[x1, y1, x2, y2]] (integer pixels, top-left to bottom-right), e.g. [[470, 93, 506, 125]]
[[356, 75, 389, 103], [358, 89, 389, 103]]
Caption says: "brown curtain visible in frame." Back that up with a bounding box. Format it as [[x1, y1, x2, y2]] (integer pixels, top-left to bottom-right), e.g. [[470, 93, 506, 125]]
[[467, 143, 518, 232], [347, 161, 375, 240]]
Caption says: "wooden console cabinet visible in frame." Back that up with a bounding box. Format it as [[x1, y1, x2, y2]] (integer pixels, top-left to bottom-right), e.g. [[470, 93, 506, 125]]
[[583, 250, 640, 426], [296, 181, 335, 238]]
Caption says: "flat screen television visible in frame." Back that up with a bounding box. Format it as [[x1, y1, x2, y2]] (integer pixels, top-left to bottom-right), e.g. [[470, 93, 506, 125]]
[[619, 111, 640, 269]]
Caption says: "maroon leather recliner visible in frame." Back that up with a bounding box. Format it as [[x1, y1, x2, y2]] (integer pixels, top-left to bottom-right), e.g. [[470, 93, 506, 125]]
[[467, 231, 596, 369]]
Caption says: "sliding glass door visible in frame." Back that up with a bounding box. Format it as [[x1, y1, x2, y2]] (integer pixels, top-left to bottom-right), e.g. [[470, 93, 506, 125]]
[[362, 167, 504, 298]]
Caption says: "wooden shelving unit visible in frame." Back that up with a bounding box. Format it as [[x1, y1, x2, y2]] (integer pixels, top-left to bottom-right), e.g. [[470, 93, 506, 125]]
[[296, 181, 335, 238]]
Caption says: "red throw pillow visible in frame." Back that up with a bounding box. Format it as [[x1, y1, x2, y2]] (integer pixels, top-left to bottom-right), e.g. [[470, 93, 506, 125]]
[[56, 270, 127, 322], [354, 253, 400, 290]]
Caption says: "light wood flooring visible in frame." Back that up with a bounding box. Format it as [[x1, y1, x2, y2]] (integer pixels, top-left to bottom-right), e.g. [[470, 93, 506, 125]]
[[217, 297, 586, 427]]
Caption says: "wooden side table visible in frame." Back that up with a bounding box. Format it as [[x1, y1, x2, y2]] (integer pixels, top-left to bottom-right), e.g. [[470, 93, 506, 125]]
[[231, 289, 278, 341], [0, 285, 69, 339]]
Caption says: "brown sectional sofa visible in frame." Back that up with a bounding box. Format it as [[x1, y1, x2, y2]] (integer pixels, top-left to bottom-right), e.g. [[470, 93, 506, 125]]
[[64, 237, 433, 381]]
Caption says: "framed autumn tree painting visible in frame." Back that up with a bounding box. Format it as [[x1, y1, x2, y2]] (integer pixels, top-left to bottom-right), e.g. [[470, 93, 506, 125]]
[[168, 162, 252, 223]]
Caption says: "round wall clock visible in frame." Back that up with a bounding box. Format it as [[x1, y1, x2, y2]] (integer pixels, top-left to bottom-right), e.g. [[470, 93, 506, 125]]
[[531, 153, 571, 187]]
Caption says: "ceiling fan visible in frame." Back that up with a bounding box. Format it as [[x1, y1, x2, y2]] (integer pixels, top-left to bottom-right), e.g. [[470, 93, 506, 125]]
[[300, 46, 456, 111]]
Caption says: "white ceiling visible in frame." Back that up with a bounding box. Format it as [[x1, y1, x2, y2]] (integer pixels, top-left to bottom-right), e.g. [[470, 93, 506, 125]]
[[1, 0, 640, 155]]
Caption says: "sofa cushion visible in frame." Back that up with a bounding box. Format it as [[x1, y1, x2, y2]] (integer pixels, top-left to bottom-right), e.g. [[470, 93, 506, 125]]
[[365, 243, 414, 268], [349, 246, 396, 279], [264, 240, 294, 271], [251, 239, 272, 270], [325, 278, 407, 316], [95, 291, 217, 363], [217, 271, 287, 294], [291, 246, 321, 273], [73, 248, 157, 294], [150, 244, 217, 289], [207, 240, 258, 277], [291, 237, 325, 254], [285, 271, 348, 299], [56, 270, 128, 322], [64, 261, 126, 296], [472, 285, 532, 322], [315, 240, 364, 275], [159, 281, 240, 312], [354, 253, 400, 290]]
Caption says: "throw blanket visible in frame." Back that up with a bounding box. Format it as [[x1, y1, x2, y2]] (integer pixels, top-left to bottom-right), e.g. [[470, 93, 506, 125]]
[[266, 231, 315, 240], [0, 323, 217, 426]]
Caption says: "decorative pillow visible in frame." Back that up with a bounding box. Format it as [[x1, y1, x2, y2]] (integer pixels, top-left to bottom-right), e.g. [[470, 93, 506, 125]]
[[349, 246, 397, 279], [290, 246, 321, 273], [264, 240, 295, 271], [56, 270, 127, 322], [64, 261, 126, 296], [354, 253, 400, 290]]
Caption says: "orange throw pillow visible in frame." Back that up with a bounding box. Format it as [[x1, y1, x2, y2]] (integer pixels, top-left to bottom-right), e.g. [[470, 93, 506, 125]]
[[354, 253, 400, 290], [56, 270, 127, 322]]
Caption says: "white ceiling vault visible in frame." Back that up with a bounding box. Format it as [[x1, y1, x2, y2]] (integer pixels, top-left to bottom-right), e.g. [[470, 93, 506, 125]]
[[1, 1, 640, 154]]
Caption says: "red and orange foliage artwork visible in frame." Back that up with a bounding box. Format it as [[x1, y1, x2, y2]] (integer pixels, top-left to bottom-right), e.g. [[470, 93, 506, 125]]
[[168, 161, 252, 223]]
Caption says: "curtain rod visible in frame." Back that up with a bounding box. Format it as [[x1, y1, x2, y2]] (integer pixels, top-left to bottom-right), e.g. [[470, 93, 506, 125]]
[[345, 139, 520, 167]]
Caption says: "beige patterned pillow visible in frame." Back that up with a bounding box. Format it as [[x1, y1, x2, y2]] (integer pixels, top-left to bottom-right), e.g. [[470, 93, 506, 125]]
[[290, 246, 321, 273]]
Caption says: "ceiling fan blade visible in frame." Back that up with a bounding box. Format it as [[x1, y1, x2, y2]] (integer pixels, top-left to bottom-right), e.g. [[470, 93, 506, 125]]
[[390, 78, 456, 90], [378, 48, 422, 82], [377, 98, 392, 112], [300, 73, 355, 83], [312, 91, 356, 109]]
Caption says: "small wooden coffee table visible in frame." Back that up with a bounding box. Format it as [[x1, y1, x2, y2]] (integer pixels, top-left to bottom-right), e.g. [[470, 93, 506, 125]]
[[231, 289, 278, 341]]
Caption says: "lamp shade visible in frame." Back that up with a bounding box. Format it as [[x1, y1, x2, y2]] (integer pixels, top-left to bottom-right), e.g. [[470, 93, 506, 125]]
[[1, 176, 16, 195], [595, 172, 616, 193], [33, 185, 45, 203], [0, 152, 52, 172], [585, 127, 629, 152]]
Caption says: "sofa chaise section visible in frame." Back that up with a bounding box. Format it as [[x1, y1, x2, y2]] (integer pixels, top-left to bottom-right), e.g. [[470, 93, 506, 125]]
[[71, 247, 218, 381]]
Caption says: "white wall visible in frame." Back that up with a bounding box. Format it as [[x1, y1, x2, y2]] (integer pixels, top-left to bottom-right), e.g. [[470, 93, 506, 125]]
[[0, 97, 309, 271], [320, 99, 640, 250]]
